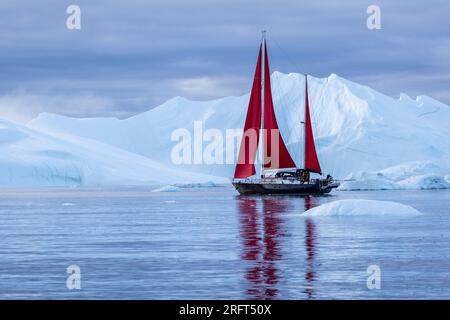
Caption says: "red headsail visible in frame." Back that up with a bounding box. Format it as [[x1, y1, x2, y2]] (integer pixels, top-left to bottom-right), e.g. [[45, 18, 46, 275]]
[[304, 77, 322, 174], [263, 43, 296, 170], [234, 46, 262, 179]]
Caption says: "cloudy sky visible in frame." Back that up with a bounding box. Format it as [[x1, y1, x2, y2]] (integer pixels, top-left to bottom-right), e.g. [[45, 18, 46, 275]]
[[1, 0, 449, 122]]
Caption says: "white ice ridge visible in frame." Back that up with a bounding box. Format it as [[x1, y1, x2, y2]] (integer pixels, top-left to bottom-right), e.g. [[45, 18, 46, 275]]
[[302, 199, 422, 217]]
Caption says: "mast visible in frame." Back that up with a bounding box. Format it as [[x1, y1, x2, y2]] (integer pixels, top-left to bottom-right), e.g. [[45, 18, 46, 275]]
[[260, 30, 266, 178], [303, 74, 307, 170], [261, 32, 296, 172], [234, 31, 296, 180]]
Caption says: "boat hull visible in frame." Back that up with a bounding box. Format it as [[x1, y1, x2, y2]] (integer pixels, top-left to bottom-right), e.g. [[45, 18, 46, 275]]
[[232, 181, 338, 195]]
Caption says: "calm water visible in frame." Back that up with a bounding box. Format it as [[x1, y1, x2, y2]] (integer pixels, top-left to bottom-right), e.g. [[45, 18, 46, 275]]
[[0, 187, 449, 299]]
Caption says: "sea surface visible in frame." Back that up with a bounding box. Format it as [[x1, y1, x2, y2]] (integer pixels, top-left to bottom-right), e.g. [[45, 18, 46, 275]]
[[0, 187, 449, 299]]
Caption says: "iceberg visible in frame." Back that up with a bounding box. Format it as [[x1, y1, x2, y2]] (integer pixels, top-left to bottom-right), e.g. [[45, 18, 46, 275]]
[[397, 174, 450, 190], [338, 161, 450, 190], [0, 71, 448, 187], [28, 72, 450, 188], [302, 199, 422, 217], [0, 119, 228, 187]]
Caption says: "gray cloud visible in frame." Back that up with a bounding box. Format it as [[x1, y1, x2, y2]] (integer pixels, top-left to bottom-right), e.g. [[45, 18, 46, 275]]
[[0, 0, 449, 121]]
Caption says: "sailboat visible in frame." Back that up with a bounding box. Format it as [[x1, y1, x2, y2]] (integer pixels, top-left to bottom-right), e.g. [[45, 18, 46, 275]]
[[232, 32, 340, 195]]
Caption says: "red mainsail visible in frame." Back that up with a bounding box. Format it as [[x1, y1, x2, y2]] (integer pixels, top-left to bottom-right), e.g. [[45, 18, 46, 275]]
[[234, 46, 262, 179], [263, 44, 296, 170], [304, 77, 322, 174]]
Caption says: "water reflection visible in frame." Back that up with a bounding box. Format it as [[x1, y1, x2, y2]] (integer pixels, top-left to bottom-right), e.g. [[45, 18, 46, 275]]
[[238, 195, 319, 299], [238, 197, 288, 299], [304, 196, 317, 299]]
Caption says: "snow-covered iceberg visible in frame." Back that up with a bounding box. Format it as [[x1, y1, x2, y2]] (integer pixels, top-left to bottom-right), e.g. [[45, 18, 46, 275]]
[[0, 71, 448, 187], [0, 119, 228, 187], [302, 199, 422, 217], [396, 174, 450, 190], [30, 72, 450, 184], [28, 72, 450, 188], [338, 161, 450, 190]]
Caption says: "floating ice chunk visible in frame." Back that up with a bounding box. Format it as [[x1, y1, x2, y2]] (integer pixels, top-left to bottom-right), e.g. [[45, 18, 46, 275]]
[[397, 174, 450, 190], [337, 176, 398, 191], [152, 185, 182, 192], [379, 161, 444, 182], [339, 162, 450, 190], [174, 181, 218, 188], [302, 199, 422, 218]]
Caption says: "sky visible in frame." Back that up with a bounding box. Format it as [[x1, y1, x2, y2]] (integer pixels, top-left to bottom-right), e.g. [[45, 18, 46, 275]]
[[0, 0, 449, 122]]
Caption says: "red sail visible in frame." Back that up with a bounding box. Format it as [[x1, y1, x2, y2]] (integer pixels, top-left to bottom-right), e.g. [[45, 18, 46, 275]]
[[304, 77, 322, 174], [234, 46, 262, 179], [263, 43, 296, 170]]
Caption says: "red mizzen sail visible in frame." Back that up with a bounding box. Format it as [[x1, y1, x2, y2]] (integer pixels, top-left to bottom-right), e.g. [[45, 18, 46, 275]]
[[263, 43, 296, 170], [234, 45, 262, 179], [304, 76, 322, 174]]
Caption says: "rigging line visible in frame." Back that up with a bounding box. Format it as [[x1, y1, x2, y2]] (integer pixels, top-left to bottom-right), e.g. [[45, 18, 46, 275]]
[[272, 39, 304, 165], [271, 37, 305, 76], [272, 37, 309, 152], [273, 70, 297, 162], [272, 57, 304, 167], [270, 38, 305, 122], [272, 38, 324, 174]]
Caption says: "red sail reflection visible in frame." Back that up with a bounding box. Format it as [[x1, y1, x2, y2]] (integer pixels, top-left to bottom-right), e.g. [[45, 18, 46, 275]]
[[304, 195, 317, 299], [238, 196, 319, 299], [238, 197, 287, 299]]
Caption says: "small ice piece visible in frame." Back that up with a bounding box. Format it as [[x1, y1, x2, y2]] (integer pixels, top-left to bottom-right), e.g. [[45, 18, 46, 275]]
[[151, 185, 182, 192], [174, 181, 217, 188], [302, 199, 422, 218]]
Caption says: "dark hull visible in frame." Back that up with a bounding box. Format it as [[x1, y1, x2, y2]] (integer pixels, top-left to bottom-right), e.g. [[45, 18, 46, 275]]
[[233, 181, 337, 195]]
